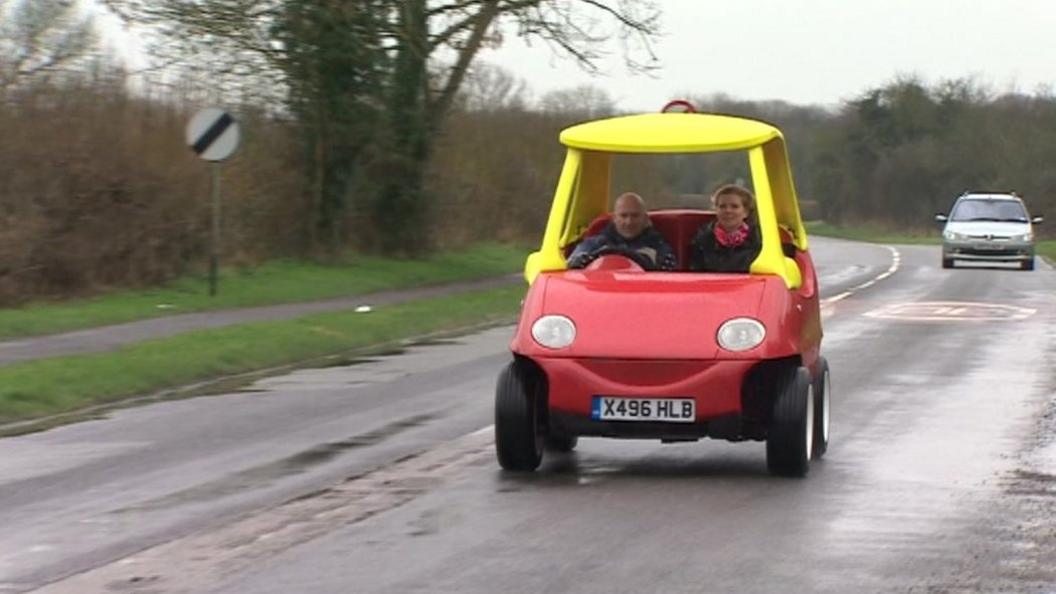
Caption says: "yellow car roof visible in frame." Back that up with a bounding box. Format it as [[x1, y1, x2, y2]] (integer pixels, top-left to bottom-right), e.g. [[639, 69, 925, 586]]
[[560, 113, 781, 153]]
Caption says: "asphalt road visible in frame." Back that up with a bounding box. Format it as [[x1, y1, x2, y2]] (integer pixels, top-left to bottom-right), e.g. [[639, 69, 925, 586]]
[[2, 237, 1054, 593]]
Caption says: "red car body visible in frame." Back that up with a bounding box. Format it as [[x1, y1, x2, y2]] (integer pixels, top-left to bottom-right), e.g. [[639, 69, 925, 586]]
[[511, 223, 821, 439]]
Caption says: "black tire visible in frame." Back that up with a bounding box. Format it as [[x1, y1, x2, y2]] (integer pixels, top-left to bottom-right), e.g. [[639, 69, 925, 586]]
[[1022, 258, 1035, 271], [766, 366, 814, 477], [495, 360, 544, 471], [811, 357, 831, 460], [942, 257, 954, 269], [545, 435, 578, 452]]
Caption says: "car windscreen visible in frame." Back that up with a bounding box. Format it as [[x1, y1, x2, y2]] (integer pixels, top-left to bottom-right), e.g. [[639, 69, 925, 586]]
[[611, 152, 751, 209], [950, 199, 1028, 222]]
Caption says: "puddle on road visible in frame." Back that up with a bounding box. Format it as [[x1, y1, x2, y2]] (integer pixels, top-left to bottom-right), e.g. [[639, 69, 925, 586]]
[[311, 335, 468, 371], [110, 412, 438, 513], [407, 338, 461, 347], [315, 338, 461, 369], [37, 430, 496, 594], [1004, 469, 1056, 497], [318, 348, 407, 369]]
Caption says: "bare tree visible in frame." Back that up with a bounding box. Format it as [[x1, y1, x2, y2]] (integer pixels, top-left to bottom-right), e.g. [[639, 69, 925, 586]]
[[458, 62, 530, 112], [0, 0, 96, 90], [99, 0, 661, 253], [540, 84, 616, 119]]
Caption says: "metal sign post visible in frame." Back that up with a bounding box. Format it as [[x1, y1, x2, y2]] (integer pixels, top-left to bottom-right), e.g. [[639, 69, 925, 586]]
[[185, 107, 241, 296], [210, 163, 222, 296]]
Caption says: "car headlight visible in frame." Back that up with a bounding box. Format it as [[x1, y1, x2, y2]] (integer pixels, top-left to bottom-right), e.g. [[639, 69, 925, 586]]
[[943, 230, 965, 240], [531, 315, 576, 349], [1012, 232, 1033, 242], [716, 318, 766, 352]]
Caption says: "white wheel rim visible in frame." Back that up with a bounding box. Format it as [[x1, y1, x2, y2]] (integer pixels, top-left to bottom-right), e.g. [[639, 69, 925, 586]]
[[821, 370, 831, 443], [805, 382, 814, 461]]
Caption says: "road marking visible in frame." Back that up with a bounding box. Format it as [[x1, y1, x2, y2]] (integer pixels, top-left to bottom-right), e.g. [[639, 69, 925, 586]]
[[469, 425, 494, 437], [820, 246, 900, 315], [864, 301, 1037, 322], [823, 291, 853, 305]]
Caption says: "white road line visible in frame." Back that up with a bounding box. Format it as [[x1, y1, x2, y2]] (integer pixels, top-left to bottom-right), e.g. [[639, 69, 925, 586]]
[[822, 291, 854, 305], [469, 425, 494, 437], [821, 246, 900, 309]]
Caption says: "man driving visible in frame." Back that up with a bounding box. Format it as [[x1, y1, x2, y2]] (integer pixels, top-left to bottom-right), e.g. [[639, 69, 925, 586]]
[[566, 192, 678, 271]]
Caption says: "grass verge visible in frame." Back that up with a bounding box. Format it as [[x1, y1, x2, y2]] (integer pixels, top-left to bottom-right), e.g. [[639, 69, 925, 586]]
[[0, 284, 524, 428], [805, 221, 942, 245], [1037, 240, 1056, 263], [0, 242, 528, 340]]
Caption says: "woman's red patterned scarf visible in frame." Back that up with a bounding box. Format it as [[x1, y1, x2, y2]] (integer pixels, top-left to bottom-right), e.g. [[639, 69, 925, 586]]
[[714, 222, 750, 247]]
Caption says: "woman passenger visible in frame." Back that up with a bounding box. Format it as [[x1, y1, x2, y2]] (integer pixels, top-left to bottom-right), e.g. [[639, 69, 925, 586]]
[[689, 184, 761, 272]]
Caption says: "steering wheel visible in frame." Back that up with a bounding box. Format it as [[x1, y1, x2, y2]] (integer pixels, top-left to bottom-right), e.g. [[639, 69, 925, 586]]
[[582, 244, 655, 270]]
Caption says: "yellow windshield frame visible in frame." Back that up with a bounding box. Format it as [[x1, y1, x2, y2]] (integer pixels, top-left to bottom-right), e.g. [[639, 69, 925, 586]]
[[525, 112, 809, 289]]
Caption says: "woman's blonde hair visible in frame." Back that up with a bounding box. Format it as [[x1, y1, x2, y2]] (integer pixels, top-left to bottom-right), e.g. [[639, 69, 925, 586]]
[[711, 184, 755, 215]]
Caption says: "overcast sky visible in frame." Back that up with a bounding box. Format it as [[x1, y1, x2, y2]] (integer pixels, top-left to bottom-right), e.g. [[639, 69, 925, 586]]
[[478, 0, 1056, 110]]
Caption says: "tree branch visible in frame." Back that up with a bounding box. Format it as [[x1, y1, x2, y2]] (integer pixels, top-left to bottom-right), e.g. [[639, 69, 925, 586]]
[[430, 0, 501, 119]]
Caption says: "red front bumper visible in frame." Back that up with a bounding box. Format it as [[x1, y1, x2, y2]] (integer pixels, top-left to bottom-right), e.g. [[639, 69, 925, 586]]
[[534, 357, 756, 420]]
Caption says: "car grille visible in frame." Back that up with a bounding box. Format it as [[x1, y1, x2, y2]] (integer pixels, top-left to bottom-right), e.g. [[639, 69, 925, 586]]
[[959, 248, 1022, 256]]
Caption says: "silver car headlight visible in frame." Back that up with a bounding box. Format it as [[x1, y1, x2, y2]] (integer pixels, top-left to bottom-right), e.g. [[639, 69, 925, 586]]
[[716, 318, 766, 352], [943, 230, 965, 240], [531, 315, 576, 349], [1011, 232, 1033, 242]]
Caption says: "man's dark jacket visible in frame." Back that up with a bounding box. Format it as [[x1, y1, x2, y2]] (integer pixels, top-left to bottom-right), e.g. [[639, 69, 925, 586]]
[[689, 222, 761, 272], [567, 222, 677, 271]]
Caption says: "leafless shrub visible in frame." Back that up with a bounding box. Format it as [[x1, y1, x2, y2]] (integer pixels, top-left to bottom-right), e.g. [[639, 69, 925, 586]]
[[0, 71, 303, 304]]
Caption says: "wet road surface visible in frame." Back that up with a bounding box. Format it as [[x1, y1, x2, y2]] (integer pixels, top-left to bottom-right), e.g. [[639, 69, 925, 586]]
[[2, 238, 1054, 593]]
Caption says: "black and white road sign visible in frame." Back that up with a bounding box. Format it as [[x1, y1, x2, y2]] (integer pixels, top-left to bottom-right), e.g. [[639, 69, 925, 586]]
[[186, 107, 241, 162]]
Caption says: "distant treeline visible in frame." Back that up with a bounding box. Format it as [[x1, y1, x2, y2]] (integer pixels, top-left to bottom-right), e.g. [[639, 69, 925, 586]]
[[0, 73, 1053, 303]]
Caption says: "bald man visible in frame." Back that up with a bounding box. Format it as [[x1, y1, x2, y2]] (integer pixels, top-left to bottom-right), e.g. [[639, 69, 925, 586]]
[[567, 192, 677, 271]]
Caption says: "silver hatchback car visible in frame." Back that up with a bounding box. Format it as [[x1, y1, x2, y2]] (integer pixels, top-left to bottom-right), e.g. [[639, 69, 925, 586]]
[[935, 192, 1043, 270]]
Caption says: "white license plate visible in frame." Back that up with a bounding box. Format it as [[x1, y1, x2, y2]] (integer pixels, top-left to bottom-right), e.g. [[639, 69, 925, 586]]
[[591, 396, 696, 423]]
